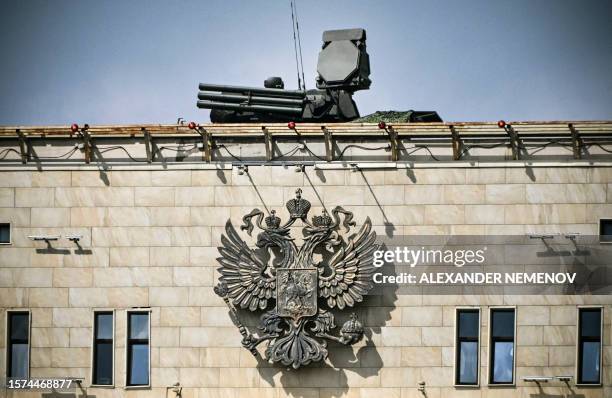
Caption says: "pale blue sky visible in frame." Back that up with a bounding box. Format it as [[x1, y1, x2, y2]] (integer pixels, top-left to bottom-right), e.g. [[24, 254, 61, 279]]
[[1, 0, 611, 125]]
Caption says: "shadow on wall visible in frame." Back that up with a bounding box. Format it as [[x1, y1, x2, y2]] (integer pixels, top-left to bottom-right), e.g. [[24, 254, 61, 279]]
[[357, 169, 396, 238], [256, 269, 398, 397], [42, 391, 96, 398], [527, 380, 587, 398], [528, 394, 586, 398], [35, 244, 92, 256], [227, 260, 399, 397], [306, 168, 398, 238]]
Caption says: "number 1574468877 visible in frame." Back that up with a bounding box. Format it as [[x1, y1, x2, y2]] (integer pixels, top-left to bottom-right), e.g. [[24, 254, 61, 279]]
[[6, 378, 77, 390]]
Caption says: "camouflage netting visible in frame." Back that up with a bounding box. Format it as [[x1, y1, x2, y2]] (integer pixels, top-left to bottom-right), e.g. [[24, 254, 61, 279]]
[[354, 111, 417, 123]]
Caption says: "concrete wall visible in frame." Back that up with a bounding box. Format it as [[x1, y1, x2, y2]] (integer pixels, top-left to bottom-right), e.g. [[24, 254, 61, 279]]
[[1, 165, 612, 398]]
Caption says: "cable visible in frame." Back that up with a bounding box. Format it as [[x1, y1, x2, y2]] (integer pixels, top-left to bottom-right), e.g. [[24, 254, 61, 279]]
[[338, 144, 391, 159], [215, 144, 243, 161], [300, 142, 327, 161], [97, 146, 149, 162], [34, 146, 80, 160], [292, 0, 306, 90], [519, 140, 574, 156], [456, 140, 577, 159], [158, 144, 198, 153], [0, 148, 22, 160], [290, 0, 303, 90], [518, 139, 572, 149], [270, 145, 302, 161], [405, 146, 441, 161], [586, 143, 612, 154], [458, 142, 508, 159]]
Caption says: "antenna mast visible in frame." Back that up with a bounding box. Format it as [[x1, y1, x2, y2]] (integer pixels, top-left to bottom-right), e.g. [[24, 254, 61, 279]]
[[290, 0, 306, 90]]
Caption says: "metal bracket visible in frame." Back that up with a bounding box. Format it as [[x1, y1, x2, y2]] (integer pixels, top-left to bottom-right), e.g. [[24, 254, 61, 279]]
[[386, 126, 399, 161], [16, 129, 29, 164], [322, 126, 333, 162], [79, 129, 92, 164], [449, 125, 462, 160], [262, 127, 273, 161], [505, 125, 520, 160], [198, 128, 212, 162], [143, 128, 153, 163], [568, 123, 582, 159]]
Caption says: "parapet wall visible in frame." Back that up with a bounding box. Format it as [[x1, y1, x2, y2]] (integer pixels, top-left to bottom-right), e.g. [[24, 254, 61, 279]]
[[0, 121, 611, 165]]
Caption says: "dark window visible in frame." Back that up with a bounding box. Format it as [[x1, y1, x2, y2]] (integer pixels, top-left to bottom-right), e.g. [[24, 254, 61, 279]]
[[456, 309, 479, 385], [7, 312, 29, 378], [0, 223, 10, 244], [578, 308, 601, 384], [600, 219, 612, 243], [489, 309, 514, 384], [127, 312, 149, 386], [93, 312, 113, 385]]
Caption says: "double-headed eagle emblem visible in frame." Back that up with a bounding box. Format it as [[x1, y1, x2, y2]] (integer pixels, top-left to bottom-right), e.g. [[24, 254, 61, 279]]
[[214, 188, 378, 368]]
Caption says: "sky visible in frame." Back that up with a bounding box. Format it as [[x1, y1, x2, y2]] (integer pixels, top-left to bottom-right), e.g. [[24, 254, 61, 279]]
[[0, 0, 611, 125]]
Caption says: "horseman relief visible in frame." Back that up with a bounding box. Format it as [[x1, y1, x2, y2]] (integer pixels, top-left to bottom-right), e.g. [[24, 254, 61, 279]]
[[277, 268, 318, 320], [214, 188, 377, 369]]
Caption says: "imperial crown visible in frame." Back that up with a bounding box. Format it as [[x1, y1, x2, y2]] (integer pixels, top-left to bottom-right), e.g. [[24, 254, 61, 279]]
[[265, 210, 281, 229], [286, 188, 311, 219], [312, 210, 332, 227]]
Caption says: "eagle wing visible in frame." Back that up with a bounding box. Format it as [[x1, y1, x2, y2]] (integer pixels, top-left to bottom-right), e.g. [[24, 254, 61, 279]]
[[217, 221, 276, 311], [318, 217, 377, 309]]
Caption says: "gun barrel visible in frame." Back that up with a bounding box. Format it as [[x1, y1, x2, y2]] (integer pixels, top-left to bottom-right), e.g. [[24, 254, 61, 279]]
[[198, 83, 306, 99], [197, 100, 303, 115], [198, 92, 306, 107]]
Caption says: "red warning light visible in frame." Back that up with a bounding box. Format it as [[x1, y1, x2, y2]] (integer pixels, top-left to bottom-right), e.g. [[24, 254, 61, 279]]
[[497, 120, 506, 128], [288, 121, 296, 129], [188, 121, 197, 130]]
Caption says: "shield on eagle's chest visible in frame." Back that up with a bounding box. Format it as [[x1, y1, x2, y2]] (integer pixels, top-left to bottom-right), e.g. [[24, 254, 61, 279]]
[[276, 268, 318, 320]]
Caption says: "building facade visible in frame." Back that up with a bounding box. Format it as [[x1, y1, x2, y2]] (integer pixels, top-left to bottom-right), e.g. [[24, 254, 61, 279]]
[[1, 121, 611, 397]]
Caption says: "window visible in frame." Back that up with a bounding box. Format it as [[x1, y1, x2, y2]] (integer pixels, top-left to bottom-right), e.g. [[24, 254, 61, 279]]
[[455, 308, 480, 386], [0, 223, 10, 244], [126, 311, 150, 387], [489, 308, 515, 385], [599, 219, 612, 243], [92, 311, 114, 386], [6, 311, 30, 378], [577, 307, 602, 385]]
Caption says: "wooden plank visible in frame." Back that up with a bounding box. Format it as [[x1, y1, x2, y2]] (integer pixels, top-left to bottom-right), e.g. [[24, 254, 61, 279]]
[[449, 125, 462, 160], [198, 128, 212, 162], [322, 126, 333, 162], [143, 129, 153, 163], [506, 125, 520, 160], [16, 129, 28, 164], [263, 127, 272, 162], [386, 126, 399, 162], [80, 129, 92, 164], [568, 123, 582, 160]]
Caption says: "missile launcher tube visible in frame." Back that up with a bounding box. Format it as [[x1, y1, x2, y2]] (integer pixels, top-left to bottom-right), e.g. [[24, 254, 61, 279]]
[[196, 100, 303, 115]]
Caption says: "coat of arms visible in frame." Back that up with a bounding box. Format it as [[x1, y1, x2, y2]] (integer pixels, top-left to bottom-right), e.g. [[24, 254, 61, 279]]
[[214, 188, 377, 368]]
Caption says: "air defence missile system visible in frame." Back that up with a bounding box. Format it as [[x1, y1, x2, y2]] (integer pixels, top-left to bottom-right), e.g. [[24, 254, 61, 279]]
[[196, 28, 442, 123]]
